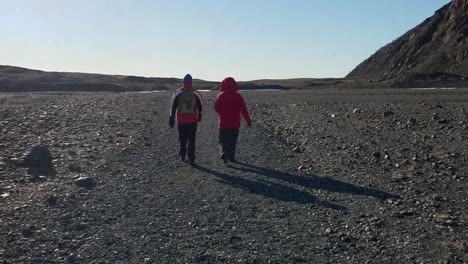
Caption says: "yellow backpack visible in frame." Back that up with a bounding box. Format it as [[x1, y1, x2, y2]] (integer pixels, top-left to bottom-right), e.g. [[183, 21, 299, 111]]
[[178, 89, 196, 115]]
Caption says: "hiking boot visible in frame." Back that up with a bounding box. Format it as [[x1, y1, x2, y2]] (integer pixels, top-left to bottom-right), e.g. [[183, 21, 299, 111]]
[[220, 154, 228, 164], [180, 156, 186, 162]]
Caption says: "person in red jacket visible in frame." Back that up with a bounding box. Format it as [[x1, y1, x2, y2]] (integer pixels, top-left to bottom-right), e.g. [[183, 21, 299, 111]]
[[169, 74, 203, 166], [214, 77, 252, 163]]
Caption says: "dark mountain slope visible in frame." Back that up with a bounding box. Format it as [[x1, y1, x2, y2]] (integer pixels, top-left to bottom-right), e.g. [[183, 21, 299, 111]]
[[347, 0, 468, 82]]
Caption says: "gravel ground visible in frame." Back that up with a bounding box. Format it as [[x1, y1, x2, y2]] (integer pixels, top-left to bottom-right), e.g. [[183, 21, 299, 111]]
[[0, 88, 467, 263]]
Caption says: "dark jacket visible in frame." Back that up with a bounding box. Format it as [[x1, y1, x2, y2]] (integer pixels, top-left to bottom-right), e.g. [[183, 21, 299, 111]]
[[170, 85, 203, 124]]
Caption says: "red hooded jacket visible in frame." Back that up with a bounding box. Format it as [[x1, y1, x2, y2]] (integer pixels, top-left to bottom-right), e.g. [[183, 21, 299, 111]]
[[214, 77, 251, 129]]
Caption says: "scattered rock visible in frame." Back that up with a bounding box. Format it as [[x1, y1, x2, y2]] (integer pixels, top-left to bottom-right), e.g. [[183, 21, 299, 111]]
[[383, 111, 394, 117], [21, 226, 35, 238], [25, 145, 53, 167], [46, 195, 58, 206], [0, 87, 466, 264], [438, 118, 449, 124], [407, 118, 417, 125], [432, 194, 445, 201], [293, 147, 302, 153], [75, 177, 95, 188], [68, 163, 82, 173]]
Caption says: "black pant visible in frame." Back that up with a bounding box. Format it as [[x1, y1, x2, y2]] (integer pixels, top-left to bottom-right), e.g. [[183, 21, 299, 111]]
[[178, 123, 197, 161], [219, 129, 239, 161]]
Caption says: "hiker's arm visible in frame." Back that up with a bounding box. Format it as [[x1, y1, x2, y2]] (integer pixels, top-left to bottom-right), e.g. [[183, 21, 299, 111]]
[[194, 91, 203, 114], [196, 96, 203, 122], [240, 96, 252, 125], [170, 94, 179, 117], [214, 94, 221, 113], [169, 93, 179, 128]]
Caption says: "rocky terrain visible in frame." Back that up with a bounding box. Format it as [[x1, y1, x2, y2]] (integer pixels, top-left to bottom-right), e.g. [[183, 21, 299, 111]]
[[0, 88, 466, 263], [348, 0, 468, 87]]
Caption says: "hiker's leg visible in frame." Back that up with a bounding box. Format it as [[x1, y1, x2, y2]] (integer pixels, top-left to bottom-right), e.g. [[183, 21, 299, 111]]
[[178, 124, 187, 159], [230, 129, 239, 161], [219, 129, 228, 161], [226, 129, 237, 160], [187, 123, 197, 162]]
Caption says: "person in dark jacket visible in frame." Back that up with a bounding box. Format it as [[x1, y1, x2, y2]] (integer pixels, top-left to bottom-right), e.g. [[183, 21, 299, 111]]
[[214, 77, 252, 163], [169, 74, 203, 166]]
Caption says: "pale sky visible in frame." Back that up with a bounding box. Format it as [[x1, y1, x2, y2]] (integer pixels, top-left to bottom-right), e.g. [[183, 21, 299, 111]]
[[0, 0, 450, 81]]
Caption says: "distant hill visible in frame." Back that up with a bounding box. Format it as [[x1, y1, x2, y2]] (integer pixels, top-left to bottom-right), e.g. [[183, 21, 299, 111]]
[[347, 0, 468, 86], [0, 65, 218, 92], [0, 65, 363, 92]]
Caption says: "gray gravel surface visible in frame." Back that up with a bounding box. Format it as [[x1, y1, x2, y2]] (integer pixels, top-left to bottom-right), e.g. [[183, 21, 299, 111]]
[[0, 89, 467, 263]]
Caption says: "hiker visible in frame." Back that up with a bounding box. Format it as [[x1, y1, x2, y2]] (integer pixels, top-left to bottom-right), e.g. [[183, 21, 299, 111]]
[[169, 74, 203, 166], [214, 77, 252, 163]]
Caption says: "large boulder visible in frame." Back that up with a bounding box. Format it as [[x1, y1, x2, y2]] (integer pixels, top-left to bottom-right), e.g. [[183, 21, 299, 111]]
[[25, 145, 53, 168], [25, 145, 56, 176]]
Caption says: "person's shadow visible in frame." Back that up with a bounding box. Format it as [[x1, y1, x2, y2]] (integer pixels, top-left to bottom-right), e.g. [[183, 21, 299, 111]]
[[195, 165, 346, 211], [230, 162, 399, 201], [194, 162, 399, 211]]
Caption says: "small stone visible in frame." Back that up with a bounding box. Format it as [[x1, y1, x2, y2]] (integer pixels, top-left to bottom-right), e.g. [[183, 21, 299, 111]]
[[325, 227, 333, 235], [340, 235, 352, 243], [46, 195, 58, 206], [68, 163, 82, 173], [438, 118, 448, 124], [372, 152, 381, 158], [66, 254, 77, 263], [75, 177, 95, 188], [432, 194, 444, 201], [398, 210, 414, 217], [293, 147, 302, 153], [383, 110, 394, 117], [21, 227, 34, 238]]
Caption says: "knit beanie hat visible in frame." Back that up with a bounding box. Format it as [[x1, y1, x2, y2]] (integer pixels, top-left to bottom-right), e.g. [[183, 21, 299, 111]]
[[183, 74, 192, 85]]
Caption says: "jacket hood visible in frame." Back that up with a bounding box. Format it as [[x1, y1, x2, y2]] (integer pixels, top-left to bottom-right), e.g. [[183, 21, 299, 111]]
[[220, 77, 238, 92]]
